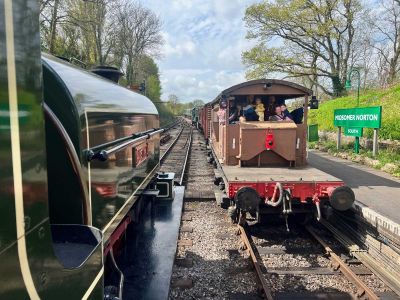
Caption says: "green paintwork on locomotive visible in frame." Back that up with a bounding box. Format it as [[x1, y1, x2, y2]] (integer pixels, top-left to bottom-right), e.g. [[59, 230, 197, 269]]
[[0, 0, 103, 298]]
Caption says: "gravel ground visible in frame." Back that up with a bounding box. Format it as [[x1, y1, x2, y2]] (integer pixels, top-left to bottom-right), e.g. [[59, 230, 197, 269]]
[[184, 131, 215, 195], [170, 128, 259, 299], [170, 201, 259, 300], [251, 224, 392, 296]]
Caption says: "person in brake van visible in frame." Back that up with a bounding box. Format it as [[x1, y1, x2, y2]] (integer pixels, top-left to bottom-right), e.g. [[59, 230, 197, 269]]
[[217, 100, 227, 125], [291, 105, 304, 124], [228, 101, 239, 124], [269, 105, 290, 121], [242, 104, 259, 121], [280, 103, 293, 120]]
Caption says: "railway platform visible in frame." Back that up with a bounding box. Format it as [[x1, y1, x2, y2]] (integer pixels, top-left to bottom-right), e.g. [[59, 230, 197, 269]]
[[308, 150, 400, 238], [117, 186, 185, 300]]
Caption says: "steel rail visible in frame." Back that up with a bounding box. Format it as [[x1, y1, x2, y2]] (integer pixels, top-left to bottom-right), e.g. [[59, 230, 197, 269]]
[[305, 225, 379, 300], [160, 124, 185, 163], [179, 127, 192, 186], [237, 225, 274, 300], [162, 118, 180, 134], [321, 218, 400, 297]]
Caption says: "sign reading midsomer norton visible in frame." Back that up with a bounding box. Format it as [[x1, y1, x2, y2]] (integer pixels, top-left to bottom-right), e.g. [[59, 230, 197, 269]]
[[334, 106, 382, 128]]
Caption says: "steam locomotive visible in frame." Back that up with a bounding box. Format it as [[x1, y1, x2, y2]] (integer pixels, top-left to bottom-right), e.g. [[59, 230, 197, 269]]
[[0, 1, 165, 298], [197, 80, 355, 226]]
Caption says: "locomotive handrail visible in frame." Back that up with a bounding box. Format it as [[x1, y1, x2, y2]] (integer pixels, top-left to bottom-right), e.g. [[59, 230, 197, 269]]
[[86, 128, 164, 162], [87, 128, 160, 154]]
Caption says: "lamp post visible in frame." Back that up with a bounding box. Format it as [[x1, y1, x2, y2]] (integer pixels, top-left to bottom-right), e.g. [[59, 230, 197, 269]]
[[345, 68, 361, 153]]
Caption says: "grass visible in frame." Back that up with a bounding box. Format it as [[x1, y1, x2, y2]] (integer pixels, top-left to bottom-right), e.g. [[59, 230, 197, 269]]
[[308, 84, 400, 140]]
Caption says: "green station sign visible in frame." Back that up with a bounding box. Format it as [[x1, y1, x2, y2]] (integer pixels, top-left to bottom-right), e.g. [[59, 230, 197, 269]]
[[334, 106, 382, 128], [344, 127, 363, 137]]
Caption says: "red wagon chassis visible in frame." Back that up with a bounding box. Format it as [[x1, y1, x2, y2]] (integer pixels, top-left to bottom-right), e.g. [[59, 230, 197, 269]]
[[228, 181, 344, 204]]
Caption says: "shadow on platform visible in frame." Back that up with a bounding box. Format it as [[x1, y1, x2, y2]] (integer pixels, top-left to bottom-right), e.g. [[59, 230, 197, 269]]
[[308, 152, 400, 189]]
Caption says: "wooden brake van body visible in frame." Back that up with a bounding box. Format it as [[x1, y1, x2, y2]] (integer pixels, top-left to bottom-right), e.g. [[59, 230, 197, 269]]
[[198, 80, 355, 221]]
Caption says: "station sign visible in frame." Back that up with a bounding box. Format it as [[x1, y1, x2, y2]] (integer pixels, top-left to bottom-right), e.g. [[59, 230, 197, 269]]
[[344, 127, 363, 137], [334, 106, 382, 128]]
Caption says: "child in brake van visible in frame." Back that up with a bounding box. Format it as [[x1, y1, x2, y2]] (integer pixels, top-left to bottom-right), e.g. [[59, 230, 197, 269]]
[[255, 98, 265, 121]]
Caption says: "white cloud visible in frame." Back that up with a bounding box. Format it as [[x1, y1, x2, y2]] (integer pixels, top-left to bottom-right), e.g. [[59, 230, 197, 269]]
[[144, 0, 255, 102], [163, 33, 197, 57]]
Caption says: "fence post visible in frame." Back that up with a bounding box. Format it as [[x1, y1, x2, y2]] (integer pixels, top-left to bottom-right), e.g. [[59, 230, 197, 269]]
[[373, 128, 378, 157]]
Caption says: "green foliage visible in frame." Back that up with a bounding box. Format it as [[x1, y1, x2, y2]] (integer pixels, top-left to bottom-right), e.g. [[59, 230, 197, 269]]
[[163, 95, 205, 117], [134, 59, 174, 126], [363, 149, 400, 169], [308, 84, 400, 140], [146, 75, 161, 103], [145, 74, 174, 127], [243, 0, 362, 96]]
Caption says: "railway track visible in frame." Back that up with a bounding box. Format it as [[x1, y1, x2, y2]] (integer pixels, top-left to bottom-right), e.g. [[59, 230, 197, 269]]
[[237, 219, 398, 300], [160, 120, 192, 186], [160, 119, 181, 145]]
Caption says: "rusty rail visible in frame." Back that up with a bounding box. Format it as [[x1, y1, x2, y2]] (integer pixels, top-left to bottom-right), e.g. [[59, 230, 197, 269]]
[[160, 124, 185, 163], [179, 127, 192, 186], [305, 225, 379, 300], [237, 225, 273, 300]]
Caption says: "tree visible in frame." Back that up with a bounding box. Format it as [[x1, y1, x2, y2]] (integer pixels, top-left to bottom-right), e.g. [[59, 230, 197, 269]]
[[372, 0, 400, 84], [114, 0, 163, 85], [39, 0, 67, 53], [133, 55, 160, 86], [192, 99, 205, 107], [167, 94, 179, 115], [243, 0, 363, 96]]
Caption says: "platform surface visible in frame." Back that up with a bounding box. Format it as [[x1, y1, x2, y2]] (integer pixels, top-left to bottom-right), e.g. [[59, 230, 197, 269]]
[[308, 150, 400, 224], [222, 164, 341, 182], [119, 186, 185, 300]]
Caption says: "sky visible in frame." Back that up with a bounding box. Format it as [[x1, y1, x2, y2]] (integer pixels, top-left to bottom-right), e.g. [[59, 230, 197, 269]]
[[145, 0, 256, 103]]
